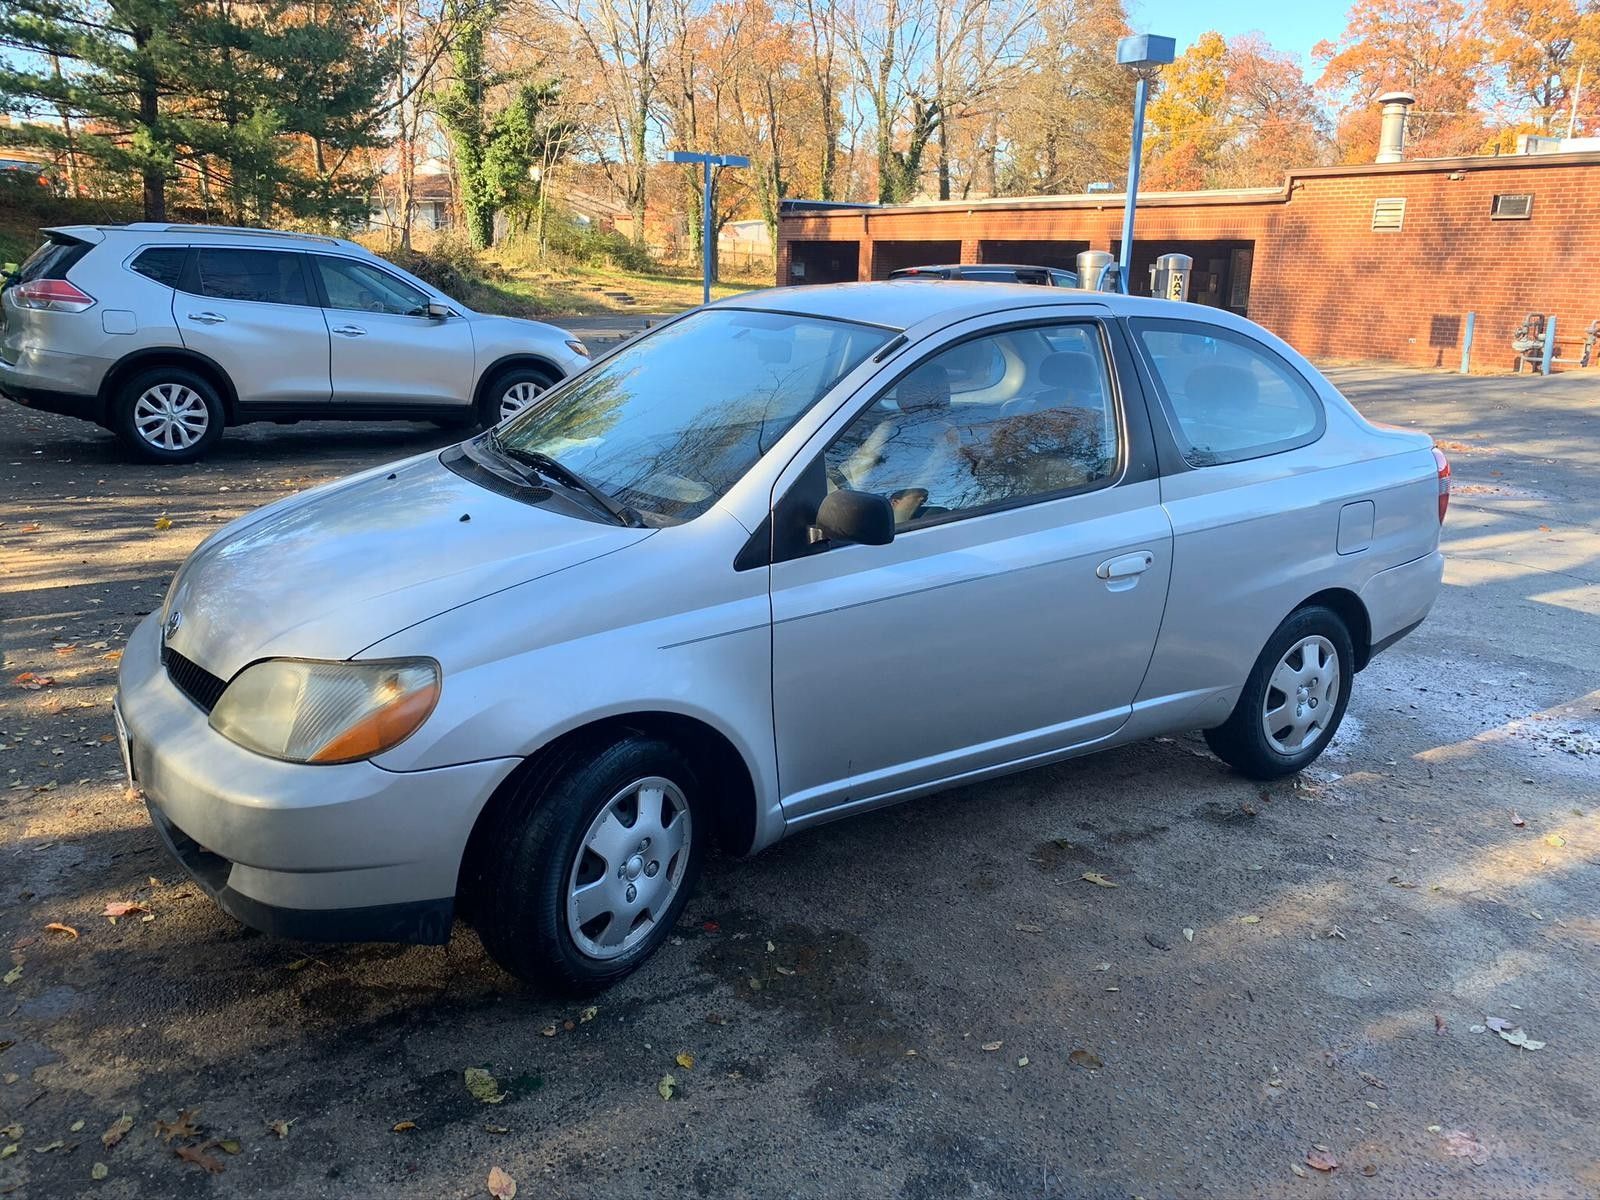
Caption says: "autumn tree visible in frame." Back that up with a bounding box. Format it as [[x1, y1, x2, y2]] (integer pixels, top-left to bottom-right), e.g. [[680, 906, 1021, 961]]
[[1481, 0, 1600, 137], [1315, 0, 1489, 160]]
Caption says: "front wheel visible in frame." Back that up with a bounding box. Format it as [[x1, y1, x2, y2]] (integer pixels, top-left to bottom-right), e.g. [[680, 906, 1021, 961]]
[[469, 734, 706, 993], [1204, 605, 1354, 780], [477, 365, 557, 428]]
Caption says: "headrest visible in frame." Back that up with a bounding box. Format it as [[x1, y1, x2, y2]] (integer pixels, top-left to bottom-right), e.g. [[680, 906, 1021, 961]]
[[894, 361, 952, 414]]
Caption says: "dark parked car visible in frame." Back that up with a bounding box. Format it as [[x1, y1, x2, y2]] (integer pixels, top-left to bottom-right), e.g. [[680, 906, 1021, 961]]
[[888, 263, 1078, 287]]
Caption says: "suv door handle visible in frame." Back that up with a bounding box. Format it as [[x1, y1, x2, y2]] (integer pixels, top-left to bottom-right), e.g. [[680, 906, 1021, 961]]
[[187, 311, 226, 325], [1096, 551, 1155, 580], [332, 325, 367, 337]]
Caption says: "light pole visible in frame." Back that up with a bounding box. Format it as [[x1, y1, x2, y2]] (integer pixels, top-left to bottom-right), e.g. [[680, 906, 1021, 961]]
[[1115, 34, 1176, 295], [666, 150, 751, 305]]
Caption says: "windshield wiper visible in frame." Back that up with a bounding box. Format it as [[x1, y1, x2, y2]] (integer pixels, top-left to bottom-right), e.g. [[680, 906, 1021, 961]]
[[493, 439, 642, 527]]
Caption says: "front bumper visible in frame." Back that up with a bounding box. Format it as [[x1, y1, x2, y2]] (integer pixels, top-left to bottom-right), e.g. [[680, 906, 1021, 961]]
[[115, 612, 521, 944]]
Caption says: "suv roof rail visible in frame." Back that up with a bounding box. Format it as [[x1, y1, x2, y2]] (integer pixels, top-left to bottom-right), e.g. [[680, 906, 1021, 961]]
[[119, 222, 345, 246]]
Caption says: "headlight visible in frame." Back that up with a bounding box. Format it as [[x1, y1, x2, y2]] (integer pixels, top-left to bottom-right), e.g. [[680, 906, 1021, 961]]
[[209, 659, 440, 764]]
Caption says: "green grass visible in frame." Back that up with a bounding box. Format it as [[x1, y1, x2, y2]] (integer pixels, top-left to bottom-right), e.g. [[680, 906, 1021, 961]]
[[488, 259, 769, 316]]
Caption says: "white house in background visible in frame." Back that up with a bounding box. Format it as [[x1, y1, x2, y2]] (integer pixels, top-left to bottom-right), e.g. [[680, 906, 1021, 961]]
[[719, 219, 772, 258], [369, 157, 454, 234]]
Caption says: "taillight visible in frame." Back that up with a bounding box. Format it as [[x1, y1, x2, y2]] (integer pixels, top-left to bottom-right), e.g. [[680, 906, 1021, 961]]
[[1432, 446, 1451, 523], [12, 279, 95, 312]]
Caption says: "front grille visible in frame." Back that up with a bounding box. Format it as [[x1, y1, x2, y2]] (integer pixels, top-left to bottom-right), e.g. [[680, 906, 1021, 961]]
[[161, 645, 227, 712]]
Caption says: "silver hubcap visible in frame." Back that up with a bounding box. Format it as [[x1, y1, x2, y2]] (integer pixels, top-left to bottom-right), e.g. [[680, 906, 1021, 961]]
[[566, 776, 692, 960], [499, 380, 545, 422], [1262, 634, 1340, 754], [133, 383, 209, 450]]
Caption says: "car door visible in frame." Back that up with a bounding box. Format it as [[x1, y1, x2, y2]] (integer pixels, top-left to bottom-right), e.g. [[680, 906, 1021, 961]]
[[176, 247, 331, 407], [767, 315, 1173, 824], [308, 254, 476, 409]]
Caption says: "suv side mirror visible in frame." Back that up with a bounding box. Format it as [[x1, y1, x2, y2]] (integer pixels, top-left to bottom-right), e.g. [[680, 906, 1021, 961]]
[[809, 489, 895, 547], [425, 301, 453, 320]]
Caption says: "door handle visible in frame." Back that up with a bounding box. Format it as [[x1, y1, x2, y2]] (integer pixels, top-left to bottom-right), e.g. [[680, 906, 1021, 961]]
[[1096, 551, 1155, 580], [332, 325, 367, 337], [187, 311, 226, 325]]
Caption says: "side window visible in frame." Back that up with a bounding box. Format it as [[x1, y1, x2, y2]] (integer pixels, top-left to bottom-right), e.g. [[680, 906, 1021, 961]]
[[313, 257, 431, 315], [1133, 320, 1324, 465], [825, 323, 1120, 528], [1049, 269, 1078, 288], [193, 249, 309, 305], [130, 247, 187, 288]]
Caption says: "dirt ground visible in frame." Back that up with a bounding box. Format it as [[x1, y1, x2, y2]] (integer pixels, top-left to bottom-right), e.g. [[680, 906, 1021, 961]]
[[1, 362, 1597, 1199]]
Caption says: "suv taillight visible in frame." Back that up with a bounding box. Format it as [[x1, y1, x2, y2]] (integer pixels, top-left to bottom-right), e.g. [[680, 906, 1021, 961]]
[[1432, 446, 1451, 523], [12, 279, 95, 312]]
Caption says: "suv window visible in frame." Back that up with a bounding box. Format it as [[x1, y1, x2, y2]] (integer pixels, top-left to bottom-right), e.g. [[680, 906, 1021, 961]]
[[1133, 320, 1323, 465], [313, 256, 431, 315], [193, 248, 309, 305], [13, 237, 90, 285], [130, 247, 187, 288], [826, 322, 1120, 527]]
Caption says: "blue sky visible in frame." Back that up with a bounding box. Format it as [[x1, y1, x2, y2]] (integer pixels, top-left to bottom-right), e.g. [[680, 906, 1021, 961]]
[[1128, 0, 1355, 77]]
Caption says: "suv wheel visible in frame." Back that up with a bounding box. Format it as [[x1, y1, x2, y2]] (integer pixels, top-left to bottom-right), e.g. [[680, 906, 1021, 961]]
[[478, 365, 556, 428], [468, 734, 706, 993], [113, 367, 225, 463], [1204, 605, 1355, 780]]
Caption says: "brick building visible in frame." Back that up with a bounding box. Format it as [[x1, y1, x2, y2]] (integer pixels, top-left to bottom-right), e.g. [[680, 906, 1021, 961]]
[[776, 149, 1600, 371]]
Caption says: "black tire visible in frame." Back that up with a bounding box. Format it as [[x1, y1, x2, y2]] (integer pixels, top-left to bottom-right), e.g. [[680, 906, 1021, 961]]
[[476, 364, 558, 429], [112, 366, 225, 464], [468, 734, 706, 994], [1204, 605, 1355, 780]]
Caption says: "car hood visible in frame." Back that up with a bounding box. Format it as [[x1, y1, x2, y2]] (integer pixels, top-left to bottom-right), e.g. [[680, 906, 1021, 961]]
[[161, 451, 650, 680]]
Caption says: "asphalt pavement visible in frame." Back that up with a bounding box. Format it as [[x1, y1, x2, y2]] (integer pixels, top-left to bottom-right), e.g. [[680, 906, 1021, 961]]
[[1, 362, 1597, 1199]]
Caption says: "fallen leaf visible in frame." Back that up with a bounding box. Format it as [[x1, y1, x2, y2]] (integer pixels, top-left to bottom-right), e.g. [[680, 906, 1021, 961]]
[[483, 1124, 510, 1135], [174, 1143, 224, 1174], [1239, 915, 1262, 925], [0, 1145, 15, 1161], [1289, 1163, 1307, 1178], [1496, 1027, 1545, 1051], [704, 1012, 727, 1026], [12, 673, 55, 690], [102, 901, 148, 921], [0, 1126, 17, 1141], [1442, 1129, 1488, 1165], [487, 1165, 517, 1199], [44, 923, 79, 940], [70, 1120, 84, 1133], [1485, 1016, 1511, 1032], [1545, 834, 1565, 847], [1013, 922, 1043, 933], [1144, 933, 1170, 951], [218, 1139, 241, 1154], [701, 921, 720, 933], [1435, 1014, 1448, 1035], [1182, 928, 1194, 942], [980, 1040, 1003, 1052], [579, 1006, 598, 1023], [91, 1162, 109, 1180], [675, 1051, 695, 1070], [266, 1119, 292, 1139], [155, 1109, 200, 1143], [657, 1073, 676, 1100], [464, 1067, 507, 1104], [16, 523, 41, 533], [1080, 872, 1118, 888], [2, 965, 20, 987], [1016, 1056, 1029, 1067], [1361, 1164, 1378, 1177], [285, 959, 309, 971], [100, 1113, 132, 1152], [1068, 1049, 1103, 1069], [1510, 811, 1525, 827], [34, 1140, 65, 1153], [391, 1121, 416, 1133], [1306, 1147, 1338, 1172], [101, 649, 123, 664], [1357, 1070, 1386, 1089], [153, 516, 173, 531], [540, 1024, 557, 1038]]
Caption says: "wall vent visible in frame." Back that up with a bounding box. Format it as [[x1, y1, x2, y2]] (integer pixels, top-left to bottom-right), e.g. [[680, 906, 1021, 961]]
[[1371, 197, 1407, 231]]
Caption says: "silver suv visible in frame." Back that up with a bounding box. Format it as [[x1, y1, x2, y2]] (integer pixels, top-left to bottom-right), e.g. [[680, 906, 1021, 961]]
[[0, 224, 589, 462]]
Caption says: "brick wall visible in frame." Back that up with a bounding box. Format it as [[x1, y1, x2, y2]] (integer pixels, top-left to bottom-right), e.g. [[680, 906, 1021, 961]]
[[777, 154, 1600, 371]]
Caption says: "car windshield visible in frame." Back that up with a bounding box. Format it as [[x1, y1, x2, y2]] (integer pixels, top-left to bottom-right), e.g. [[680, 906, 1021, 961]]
[[491, 307, 893, 524]]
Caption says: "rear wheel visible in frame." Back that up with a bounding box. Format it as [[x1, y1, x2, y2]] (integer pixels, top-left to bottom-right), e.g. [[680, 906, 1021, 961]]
[[477, 364, 557, 428], [1204, 605, 1354, 780], [469, 734, 705, 993], [112, 367, 225, 464]]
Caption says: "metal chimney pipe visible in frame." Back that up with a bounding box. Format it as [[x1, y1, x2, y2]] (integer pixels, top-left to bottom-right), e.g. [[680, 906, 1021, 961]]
[[1375, 91, 1416, 163]]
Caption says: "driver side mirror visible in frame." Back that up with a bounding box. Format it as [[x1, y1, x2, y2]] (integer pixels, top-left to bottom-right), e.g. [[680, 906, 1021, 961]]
[[425, 301, 453, 320], [809, 489, 895, 547]]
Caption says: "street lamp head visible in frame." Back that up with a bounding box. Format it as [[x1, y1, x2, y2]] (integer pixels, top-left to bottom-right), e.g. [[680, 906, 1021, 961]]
[[1116, 33, 1176, 70], [666, 150, 704, 164]]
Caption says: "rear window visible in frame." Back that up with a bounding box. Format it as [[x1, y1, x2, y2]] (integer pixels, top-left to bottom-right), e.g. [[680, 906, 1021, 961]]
[[130, 247, 187, 288], [1133, 319, 1325, 465], [194, 248, 309, 305], [13, 237, 90, 286]]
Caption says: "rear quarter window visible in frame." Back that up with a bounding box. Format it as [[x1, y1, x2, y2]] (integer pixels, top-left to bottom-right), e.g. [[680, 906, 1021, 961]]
[[130, 246, 187, 288], [1132, 319, 1324, 466]]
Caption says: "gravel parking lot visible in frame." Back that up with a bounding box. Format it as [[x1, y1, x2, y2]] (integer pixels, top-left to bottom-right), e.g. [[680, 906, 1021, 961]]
[[2, 362, 1597, 1199]]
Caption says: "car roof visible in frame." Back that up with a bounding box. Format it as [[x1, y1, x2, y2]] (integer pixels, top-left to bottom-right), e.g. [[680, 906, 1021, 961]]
[[42, 223, 366, 254], [727, 279, 1191, 332], [892, 264, 1068, 273]]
